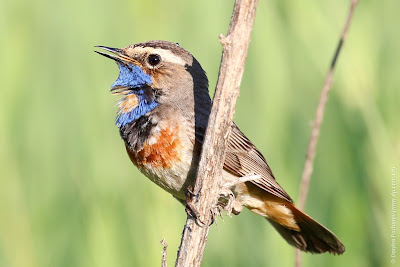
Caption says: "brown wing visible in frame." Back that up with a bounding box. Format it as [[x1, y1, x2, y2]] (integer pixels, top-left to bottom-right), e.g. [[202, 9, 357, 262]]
[[224, 123, 293, 203]]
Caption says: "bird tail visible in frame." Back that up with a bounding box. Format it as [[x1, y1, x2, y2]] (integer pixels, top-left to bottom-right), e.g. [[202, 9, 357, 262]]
[[267, 203, 345, 255]]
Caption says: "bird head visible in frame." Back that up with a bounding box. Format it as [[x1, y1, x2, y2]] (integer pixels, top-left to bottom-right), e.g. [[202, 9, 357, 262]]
[[95, 40, 210, 128]]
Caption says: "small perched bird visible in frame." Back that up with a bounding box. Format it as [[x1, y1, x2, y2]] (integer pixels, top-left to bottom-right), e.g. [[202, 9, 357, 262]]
[[95, 40, 345, 254]]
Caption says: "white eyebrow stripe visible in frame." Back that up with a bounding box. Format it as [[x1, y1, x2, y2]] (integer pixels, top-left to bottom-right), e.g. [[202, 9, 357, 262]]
[[133, 47, 185, 65]]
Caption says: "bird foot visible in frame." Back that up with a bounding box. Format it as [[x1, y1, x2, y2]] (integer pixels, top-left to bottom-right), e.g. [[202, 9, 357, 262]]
[[186, 173, 260, 226], [213, 173, 261, 218], [218, 188, 243, 217], [185, 185, 206, 226]]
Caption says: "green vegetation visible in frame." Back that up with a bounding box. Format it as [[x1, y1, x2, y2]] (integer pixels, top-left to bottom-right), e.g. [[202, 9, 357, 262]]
[[0, 0, 398, 266]]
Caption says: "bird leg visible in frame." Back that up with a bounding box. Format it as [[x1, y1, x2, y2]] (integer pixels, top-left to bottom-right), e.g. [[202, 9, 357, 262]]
[[214, 173, 262, 218], [185, 185, 205, 226], [217, 188, 242, 216], [187, 173, 261, 225], [223, 173, 261, 188]]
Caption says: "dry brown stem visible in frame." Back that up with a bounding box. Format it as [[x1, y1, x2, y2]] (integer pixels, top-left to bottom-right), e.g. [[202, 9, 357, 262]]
[[175, 0, 259, 266], [161, 238, 168, 267]]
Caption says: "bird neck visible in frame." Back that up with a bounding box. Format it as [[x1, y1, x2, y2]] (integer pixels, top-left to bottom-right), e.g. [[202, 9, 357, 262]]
[[116, 88, 158, 128]]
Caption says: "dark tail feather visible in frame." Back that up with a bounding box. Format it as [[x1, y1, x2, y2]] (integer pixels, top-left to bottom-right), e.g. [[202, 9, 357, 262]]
[[267, 204, 345, 255]]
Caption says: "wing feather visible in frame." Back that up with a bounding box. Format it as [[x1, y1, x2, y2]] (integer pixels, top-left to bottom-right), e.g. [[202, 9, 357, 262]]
[[225, 123, 293, 203]]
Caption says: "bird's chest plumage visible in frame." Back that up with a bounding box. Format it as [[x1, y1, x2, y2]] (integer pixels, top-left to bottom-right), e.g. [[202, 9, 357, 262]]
[[126, 125, 181, 169], [120, 110, 196, 199]]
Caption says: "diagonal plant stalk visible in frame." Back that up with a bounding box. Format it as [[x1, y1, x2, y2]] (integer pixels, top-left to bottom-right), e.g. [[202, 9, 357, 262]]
[[175, 0, 259, 266], [295, 1, 360, 266]]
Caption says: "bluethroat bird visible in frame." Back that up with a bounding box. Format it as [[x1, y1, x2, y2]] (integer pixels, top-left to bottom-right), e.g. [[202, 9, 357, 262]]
[[95, 40, 345, 254]]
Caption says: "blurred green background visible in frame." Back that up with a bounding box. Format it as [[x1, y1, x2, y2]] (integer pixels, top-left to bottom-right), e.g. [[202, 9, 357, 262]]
[[0, 0, 398, 266]]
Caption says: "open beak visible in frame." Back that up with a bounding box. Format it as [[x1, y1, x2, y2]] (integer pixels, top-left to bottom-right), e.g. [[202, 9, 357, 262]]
[[95, 46, 139, 94], [94, 46, 127, 64], [95, 45, 142, 66], [95, 45, 151, 94]]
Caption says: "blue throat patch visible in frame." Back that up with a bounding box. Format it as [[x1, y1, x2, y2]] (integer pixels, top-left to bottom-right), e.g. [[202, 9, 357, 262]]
[[116, 90, 158, 128], [112, 63, 158, 128], [112, 62, 152, 89]]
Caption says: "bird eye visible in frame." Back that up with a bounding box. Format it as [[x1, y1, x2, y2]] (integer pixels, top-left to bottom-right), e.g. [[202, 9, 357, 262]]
[[147, 54, 161, 66]]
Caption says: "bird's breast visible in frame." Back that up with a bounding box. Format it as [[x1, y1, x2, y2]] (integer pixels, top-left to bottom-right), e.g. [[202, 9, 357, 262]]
[[125, 122, 195, 198], [126, 125, 182, 169]]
